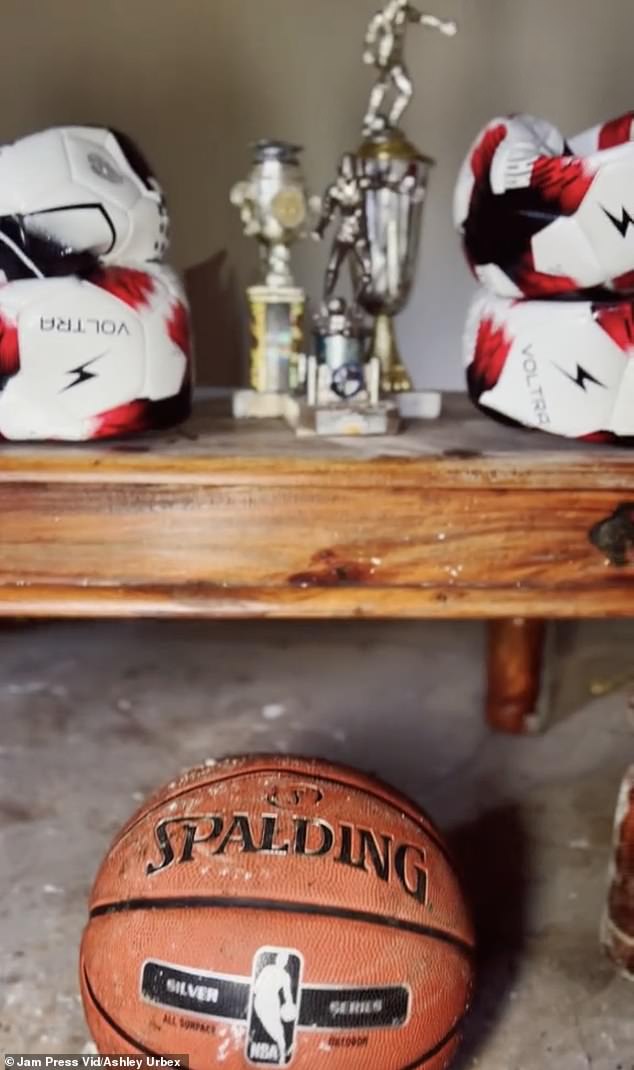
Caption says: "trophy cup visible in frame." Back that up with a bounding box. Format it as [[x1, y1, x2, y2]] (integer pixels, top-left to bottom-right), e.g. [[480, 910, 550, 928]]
[[356, 1, 458, 416], [231, 140, 319, 418], [355, 138, 433, 396]]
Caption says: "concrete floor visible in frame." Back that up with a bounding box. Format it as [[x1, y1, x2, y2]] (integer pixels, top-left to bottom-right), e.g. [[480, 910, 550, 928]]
[[1, 619, 633, 1068]]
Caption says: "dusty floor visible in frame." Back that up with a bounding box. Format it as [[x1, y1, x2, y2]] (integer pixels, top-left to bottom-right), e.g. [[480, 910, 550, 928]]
[[1, 619, 633, 1068]]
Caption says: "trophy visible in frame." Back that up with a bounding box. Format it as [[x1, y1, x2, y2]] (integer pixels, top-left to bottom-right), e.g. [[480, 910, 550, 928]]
[[231, 140, 319, 417], [356, 1, 457, 410], [288, 296, 399, 436], [355, 138, 433, 396], [293, 154, 400, 435]]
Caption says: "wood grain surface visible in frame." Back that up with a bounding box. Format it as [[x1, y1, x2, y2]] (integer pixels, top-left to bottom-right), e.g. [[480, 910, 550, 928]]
[[0, 395, 633, 619], [1, 394, 634, 488]]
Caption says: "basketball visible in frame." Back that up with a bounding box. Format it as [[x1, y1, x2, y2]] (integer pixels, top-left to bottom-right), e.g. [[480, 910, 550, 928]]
[[80, 756, 475, 1069]]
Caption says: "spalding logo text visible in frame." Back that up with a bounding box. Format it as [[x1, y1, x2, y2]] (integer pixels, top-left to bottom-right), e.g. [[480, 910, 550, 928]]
[[146, 812, 429, 905]]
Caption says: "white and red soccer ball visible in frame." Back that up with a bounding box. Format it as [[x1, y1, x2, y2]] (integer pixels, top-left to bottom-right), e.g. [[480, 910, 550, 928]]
[[0, 125, 191, 441], [0, 265, 191, 441], [464, 292, 634, 444], [456, 111, 634, 442], [0, 125, 169, 269], [455, 111, 634, 300]]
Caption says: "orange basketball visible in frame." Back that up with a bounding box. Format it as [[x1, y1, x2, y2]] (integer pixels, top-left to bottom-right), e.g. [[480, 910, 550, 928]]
[[80, 756, 475, 1069]]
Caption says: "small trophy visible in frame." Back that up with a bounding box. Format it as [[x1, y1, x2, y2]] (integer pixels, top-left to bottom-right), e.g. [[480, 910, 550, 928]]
[[357, 1, 457, 414], [231, 140, 319, 418], [289, 297, 399, 436]]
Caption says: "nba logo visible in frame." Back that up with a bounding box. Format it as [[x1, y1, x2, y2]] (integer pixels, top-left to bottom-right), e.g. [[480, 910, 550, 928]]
[[246, 947, 303, 1066]]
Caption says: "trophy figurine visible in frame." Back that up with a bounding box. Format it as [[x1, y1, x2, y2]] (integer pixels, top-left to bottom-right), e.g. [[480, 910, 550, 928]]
[[356, 1, 457, 410], [291, 157, 400, 436], [313, 153, 373, 303], [362, 2, 457, 139], [231, 140, 319, 417]]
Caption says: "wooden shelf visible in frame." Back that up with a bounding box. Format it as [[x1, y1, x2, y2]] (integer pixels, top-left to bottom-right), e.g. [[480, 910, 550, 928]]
[[0, 394, 632, 619]]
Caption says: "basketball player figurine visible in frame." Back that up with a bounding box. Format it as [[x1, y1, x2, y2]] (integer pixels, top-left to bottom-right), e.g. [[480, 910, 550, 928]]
[[313, 154, 373, 302], [290, 158, 398, 435], [363, 1, 457, 137]]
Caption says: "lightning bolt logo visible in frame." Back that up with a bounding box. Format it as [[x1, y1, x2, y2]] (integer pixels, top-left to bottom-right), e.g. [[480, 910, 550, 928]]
[[61, 353, 106, 393], [554, 363, 605, 391], [602, 204, 634, 238]]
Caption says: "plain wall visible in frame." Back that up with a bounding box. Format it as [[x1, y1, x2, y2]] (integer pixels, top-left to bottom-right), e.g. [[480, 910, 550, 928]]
[[2, 0, 634, 388]]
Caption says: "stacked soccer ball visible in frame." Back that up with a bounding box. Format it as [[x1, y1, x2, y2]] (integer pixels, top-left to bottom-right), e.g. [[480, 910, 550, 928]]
[[454, 112, 634, 443], [0, 126, 191, 441]]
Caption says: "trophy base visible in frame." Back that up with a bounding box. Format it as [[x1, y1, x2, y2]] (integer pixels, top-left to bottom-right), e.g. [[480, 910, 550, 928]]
[[232, 389, 294, 421], [396, 391, 443, 421], [289, 400, 400, 438], [232, 388, 438, 427]]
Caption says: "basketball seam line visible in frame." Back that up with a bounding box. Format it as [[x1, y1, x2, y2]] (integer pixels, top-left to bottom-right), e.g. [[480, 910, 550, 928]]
[[82, 964, 164, 1061], [401, 1020, 462, 1069], [89, 895, 475, 957], [110, 765, 454, 868], [82, 961, 466, 1070]]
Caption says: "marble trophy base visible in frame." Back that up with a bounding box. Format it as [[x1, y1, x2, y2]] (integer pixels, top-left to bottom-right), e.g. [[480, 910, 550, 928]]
[[395, 391, 443, 420], [232, 390, 291, 421], [231, 390, 398, 436], [289, 400, 399, 438], [232, 387, 441, 425]]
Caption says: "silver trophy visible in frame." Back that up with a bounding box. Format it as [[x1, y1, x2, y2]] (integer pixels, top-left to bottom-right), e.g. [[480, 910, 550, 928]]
[[355, 1, 457, 398], [297, 164, 400, 436], [354, 139, 432, 394], [231, 140, 319, 402]]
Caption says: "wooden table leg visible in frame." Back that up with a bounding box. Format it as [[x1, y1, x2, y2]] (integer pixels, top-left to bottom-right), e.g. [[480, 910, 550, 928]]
[[602, 767, 634, 979], [486, 618, 547, 735]]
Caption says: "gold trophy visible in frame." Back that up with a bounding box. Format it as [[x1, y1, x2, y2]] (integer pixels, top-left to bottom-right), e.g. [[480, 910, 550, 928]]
[[231, 140, 319, 418]]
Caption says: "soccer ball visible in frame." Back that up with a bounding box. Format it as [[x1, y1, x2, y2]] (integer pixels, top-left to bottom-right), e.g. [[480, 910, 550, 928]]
[[454, 111, 634, 300], [0, 214, 101, 284], [0, 126, 169, 266], [0, 264, 191, 441], [464, 289, 634, 442]]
